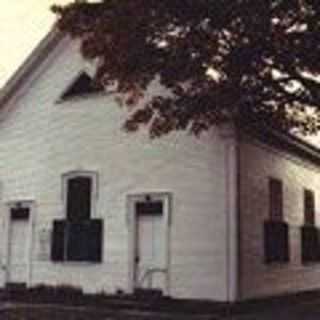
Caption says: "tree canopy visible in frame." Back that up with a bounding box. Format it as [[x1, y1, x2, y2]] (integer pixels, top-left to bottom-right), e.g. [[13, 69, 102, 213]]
[[52, 0, 320, 138]]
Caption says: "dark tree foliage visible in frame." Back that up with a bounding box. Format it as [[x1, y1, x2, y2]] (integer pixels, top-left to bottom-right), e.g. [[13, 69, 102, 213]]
[[52, 0, 320, 138]]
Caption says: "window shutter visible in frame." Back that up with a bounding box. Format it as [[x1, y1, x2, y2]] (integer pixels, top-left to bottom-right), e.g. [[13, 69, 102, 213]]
[[264, 221, 289, 263], [269, 178, 283, 221], [67, 222, 89, 261], [67, 177, 92, 222], [65, 220, 103, 262], [87, 219, 103, 262], [304, 189, 315, 226], [51, 220, 66, 262], [301, 225, 319, 263]]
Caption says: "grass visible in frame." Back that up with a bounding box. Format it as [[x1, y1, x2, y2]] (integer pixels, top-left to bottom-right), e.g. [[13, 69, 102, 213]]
[[0, 307, 116, 320], [0, 305, 184, 320]]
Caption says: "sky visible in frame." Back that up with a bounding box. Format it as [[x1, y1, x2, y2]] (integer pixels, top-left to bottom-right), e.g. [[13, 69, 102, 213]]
[[0, 1, 319, 146], [0, 0, 70, 87]]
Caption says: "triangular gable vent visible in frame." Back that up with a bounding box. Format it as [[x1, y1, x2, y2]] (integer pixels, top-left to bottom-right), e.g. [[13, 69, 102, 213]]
[[60, 72, 104, 100]]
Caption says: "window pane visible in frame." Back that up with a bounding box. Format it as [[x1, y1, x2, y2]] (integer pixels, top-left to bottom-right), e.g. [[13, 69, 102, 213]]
[[304, 189, 315, 225], [67, 176, 92, 221], [269, 178, 283, 220]]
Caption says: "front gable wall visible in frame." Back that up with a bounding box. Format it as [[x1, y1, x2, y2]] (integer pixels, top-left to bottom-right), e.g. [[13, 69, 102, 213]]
[[0, 37, 80, 200], [0, 36, 232, 301]]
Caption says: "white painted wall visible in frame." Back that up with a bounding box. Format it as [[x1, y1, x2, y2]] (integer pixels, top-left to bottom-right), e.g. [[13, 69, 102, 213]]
[[0, 38, 232, 301]]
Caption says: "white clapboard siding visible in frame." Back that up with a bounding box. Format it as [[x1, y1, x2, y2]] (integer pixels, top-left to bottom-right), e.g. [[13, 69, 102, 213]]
[[0, 37, 232, 301]]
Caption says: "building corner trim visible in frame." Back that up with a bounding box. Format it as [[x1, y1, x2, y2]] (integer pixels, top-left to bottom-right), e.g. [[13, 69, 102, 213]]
[[220, 124, 239, 302]]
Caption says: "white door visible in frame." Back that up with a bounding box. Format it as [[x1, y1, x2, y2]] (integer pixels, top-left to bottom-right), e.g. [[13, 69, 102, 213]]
[[133, 197, 168, 292], [7, 208, 30, 284]]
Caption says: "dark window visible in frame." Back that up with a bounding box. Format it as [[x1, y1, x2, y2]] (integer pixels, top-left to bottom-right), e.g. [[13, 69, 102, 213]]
[[11, 208, 29, 220], [269, 178, 283, 221], [61, 72, 104, 100], [301, 225, 319, 263], [67, 176, 92, 222], [304, 189, 315, 226], [265, 179, 288, 264], [51, 174, 103, 263], [264, 221, 289, 263], [51, 219, 103, 262], [136, 201, 163, 215]]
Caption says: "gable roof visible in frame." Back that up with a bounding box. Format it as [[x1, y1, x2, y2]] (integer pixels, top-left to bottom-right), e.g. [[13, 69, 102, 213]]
[[241, 124, 320, 167], [0, 27, 64, 109], [0, 27, 319, 165]]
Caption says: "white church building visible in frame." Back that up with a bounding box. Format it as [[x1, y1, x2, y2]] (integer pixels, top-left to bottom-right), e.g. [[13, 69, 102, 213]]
[[0, 29, 319, 302]]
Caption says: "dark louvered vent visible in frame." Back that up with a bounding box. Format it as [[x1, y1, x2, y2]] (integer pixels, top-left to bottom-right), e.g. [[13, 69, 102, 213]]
[[61, 72, 103, 100]]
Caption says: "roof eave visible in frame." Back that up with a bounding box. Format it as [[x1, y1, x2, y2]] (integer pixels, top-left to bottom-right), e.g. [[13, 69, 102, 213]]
[[240, 123, 320, 166], [0, 27, 64, 108]]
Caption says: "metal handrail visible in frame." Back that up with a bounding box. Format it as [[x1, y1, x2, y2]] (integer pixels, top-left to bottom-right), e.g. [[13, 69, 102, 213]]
[[138, 267, 167, 288]]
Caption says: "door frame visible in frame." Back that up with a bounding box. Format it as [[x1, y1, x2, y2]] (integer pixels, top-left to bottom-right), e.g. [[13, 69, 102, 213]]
[[4, 200, 35, 286], [127, 192, 172, 295]]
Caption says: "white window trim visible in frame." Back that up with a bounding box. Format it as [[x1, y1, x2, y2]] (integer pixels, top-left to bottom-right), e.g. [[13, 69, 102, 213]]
[[59, 171, 101, 264]]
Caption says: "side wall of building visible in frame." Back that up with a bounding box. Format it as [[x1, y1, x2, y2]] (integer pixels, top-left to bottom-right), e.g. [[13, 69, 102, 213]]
[[239, 134, 320, 299], [0, 38, 233, 301]]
